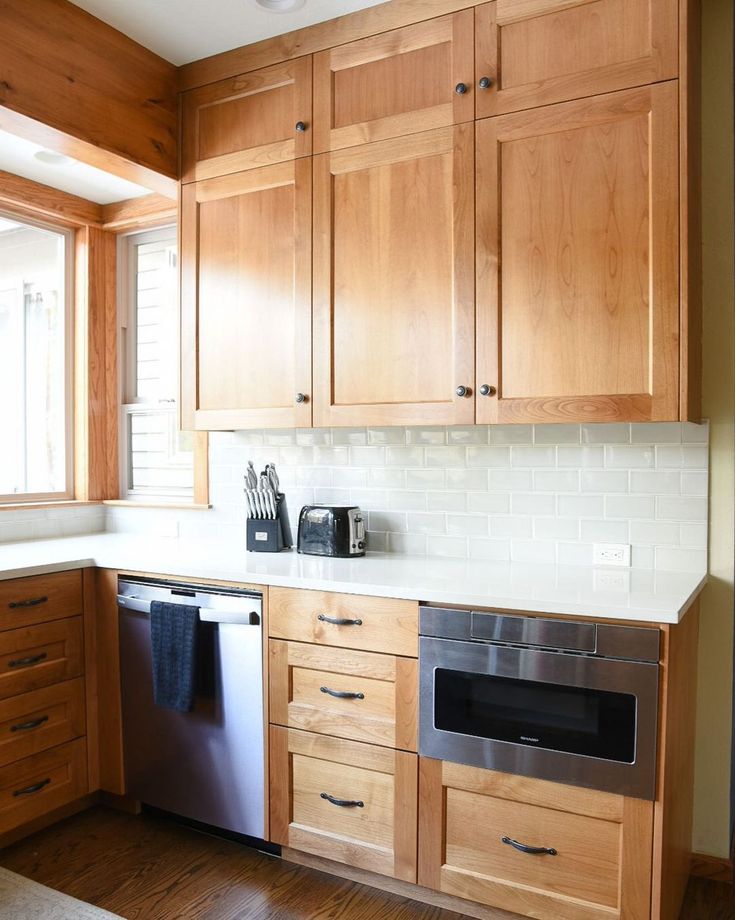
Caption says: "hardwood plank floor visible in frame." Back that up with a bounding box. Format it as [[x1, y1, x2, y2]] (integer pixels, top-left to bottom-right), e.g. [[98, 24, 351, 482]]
[[0, 806, 732, 919]]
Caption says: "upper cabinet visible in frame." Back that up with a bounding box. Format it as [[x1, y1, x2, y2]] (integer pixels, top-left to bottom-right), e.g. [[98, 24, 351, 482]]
[[181, 57, 312, 182], [313, 125, 475, 428], [313, 11, 474, 153], [474, 0, 678, 118], [476, 82, 680, 424]]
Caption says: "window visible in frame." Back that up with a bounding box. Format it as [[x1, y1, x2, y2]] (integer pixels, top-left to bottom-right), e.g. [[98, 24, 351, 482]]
[[119, 227, 194, 502], [0, 213, 73, 502]]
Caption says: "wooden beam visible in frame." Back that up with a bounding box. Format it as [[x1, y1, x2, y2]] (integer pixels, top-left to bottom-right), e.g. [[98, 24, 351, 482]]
[[0, 168, 103, 227], [0, 0, 178, 194], [101, 193, 177, 232], [178, 0, 487, 91]]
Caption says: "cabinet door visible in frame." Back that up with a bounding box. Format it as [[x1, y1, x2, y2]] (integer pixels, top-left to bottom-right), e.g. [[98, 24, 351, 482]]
[[476, 82, 679, 424], [475, 0, 677, 118], [270, 726, 417, 882], [419, 759, 653, 920], [181, 160, 312, 430], [313, 125, 475, 428], [313, 11, 473, 153], [181, 57, 312, 182]]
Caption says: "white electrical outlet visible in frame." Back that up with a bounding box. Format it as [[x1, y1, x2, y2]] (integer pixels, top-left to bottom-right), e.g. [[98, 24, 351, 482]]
[[593, 543, 631, 567]]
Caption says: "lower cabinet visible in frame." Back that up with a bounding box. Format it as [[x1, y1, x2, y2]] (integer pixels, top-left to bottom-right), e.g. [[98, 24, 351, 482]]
[[270, 726, 418, 882], [418, 759, 653, 920]]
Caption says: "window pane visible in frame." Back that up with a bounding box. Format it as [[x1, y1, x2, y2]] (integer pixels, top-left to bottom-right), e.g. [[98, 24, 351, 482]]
[[135, 236, 178, 401], [127, 408, 194, 497], [0, 216, 68, 497]]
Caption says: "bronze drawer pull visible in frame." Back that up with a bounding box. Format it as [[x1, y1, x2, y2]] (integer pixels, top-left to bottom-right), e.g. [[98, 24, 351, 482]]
[[320, 793, 364, 808], [317, 614, 363, 626], [9, 596, 48, 609], [8, 653, 47, 669], [501, 836, 557, 856], [13, 778, 51, 797], [10, 715, 49, 733], [320, 686, 365, 700]]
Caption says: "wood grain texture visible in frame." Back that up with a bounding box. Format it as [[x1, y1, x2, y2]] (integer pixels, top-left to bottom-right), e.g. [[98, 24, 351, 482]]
[[182, 57, 312, 182], [0, 678, 85, 768], [81, 568, 98, 793], [313, 124, 475, 427], [0, 169, 103, 227], [94, 569, 124, 796], [0, 0, 177, 184], [101, 194, 177, 232], [0, 618, 83, 701], [476, 82, 680, 424], [0, 570, 82, 632], [476, 0, 678, 118], [269, 587, 419, 657]]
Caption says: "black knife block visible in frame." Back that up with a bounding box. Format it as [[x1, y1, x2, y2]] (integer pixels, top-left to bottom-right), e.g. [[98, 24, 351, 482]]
[[246, 493, 292, 552]]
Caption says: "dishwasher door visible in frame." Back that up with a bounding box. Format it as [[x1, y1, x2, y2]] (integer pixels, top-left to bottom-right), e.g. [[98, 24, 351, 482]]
[[118, 579, 264, 839]]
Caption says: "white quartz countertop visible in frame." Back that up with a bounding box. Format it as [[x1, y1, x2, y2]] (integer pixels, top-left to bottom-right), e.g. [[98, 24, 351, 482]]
[[0, 533, 705, 624]]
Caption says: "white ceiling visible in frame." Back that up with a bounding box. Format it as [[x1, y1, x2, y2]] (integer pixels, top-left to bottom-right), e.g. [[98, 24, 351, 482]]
[[68, 0, 388, 66], [0, 129, 152, 205]]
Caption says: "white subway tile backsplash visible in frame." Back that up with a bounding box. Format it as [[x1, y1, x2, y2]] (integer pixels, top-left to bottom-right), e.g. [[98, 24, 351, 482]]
[[388, 490, 427, 511], [489, 425, 533, 444], [470, 538, 511, 561], [511, 540, 556, 564], [557, 542, 594, 565], [407, 513, 447, 535], [386, 446, 424, 467], [681, 471, 708, 495], [490, 516, 533, 538], [580, 519, 630, 543], [511, 493, 555, 516], [655, 546, 707, 572], [534, 470, 580, 492], [630, 422, 683, 443], [368, 468, 406, 488], [427, 535, 468, 558], [630, 521, 680, 545], [656, 445, 709, 469], [680, 522, 708, 547], [448, 426, 489, 445], [446, 514, 489, 537], [582, 423, 631, 444], [630, 471, 681, 494], [296, 428, 332, 446], [367, 427, 404, 445], [466, 493, 509, 514], [511, 446, 556, 468], [605, 495, 656, 519], [331, 428, 368, 446], [681, 421, 709, 443], [605, 445, 655, 469], [368, 511, 407, 533], [349, 447, 386, 467], [425, 446, 466, 467], [488, 470, 532, 491], [427, 491, 468, 512], [580, 470, 629, 493], [447, 469, 489, 491], [467, 446, 511, 468], [557, 495, 604, 518], [557, 446, 605, 468], [534, 424, 580, 444], [405, 469, 445, 489], [406, 427, 447, 445], [656, 495, 708, 522], [533, 518, 579, 540]]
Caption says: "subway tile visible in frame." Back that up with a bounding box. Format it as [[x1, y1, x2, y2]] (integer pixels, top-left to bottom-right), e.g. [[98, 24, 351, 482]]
[[680, 523, 708, 547], [557, 543, 594, 566], [407, 513, 447, 535], [446, 514, 489, 537], [630, 471, 681, 494], [368, 468, 406, 489], [467, 446, 511, 468], [386, 446, 424, 467], [427, 535, 468, 558], [331, 428, 368, 446], [510, 446, 556, 468], [448, 426, 489, 445], [296, 428, 332, 446], [656, 495, 707, 522], [631, 545, 655, 569], [630, 422, 683, 443], [279, 446, 315, 466], [580, 470, 628, 493], [469, 538, 511, 561], [230, 429, 265, 446], [313, 446, 350, 466], [681, 471, 708, 495], [681, 421, 709, 443], [446, 469, 489, 491], [489, 470, 532, 491], [557, 495, 604, 518], [489, 425, 533, 444], [367, 427, 406, 445], [388, 491, 428, 511], [425, 446, 466, 467], [511, 493, 555, 516], [534, 424, 580, 444], [490, 517, 533, 538], [605, 495, 656, 519], [581, 423, 631, 444], [264, 430, 297, 447], [656, 445, 709, 469], [557, 446, 605, 468], [406, 427, 447, 445], [511, 540, 556, 564], [630, 521, 680, 545], [466, 492, 510, 514], [331, 468, 368, 488], [534, 470, 580, 492], [534, 518, 580, 540], [349, 447, 386, 467], [295, 467, 332, 487], [368, 511, 407, 533], [388, 533, 427, 555], [654, 546, 707, 573], [580, 520, 630, 543], [405, 469, 445, 490], [428, 491, 468, 512], [314, 487, 350, 504], [349, 489, 389, 509], [605, 445, 654, 469], [365, 531, 387, 552]]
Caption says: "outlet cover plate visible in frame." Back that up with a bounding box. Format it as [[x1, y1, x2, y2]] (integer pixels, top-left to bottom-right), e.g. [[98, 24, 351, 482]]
[[593, 543, 631, 567]]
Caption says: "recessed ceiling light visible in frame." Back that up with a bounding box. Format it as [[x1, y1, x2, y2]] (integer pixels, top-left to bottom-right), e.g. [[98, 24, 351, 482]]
[[251, 0, 306, 12], [33, 150, 74, 167]]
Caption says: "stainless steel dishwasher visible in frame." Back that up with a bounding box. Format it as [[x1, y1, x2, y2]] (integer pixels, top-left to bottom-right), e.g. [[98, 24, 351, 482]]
[[117, 577, 265, 839]]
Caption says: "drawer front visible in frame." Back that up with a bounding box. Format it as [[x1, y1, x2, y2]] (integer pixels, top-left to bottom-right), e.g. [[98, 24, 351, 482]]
[[269, 588, 418, 657], [0, 570, 82, 632], [270, 640, 417, 750], [270, 727, 417, 882], [0, 679, 86, 767], [0, 618, 84, 700], [0, 738, 87, 835]]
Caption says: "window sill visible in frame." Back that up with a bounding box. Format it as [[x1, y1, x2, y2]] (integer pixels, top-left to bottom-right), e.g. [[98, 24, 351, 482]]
[[102, 500, 212, 511], [0, 500, 102, 512]]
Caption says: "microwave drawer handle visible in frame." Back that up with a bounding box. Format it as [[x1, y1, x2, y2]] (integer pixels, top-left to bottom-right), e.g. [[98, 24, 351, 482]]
[[320, 792, 364, 808], [501, 836, 557, 857], [317, 614, 363, 626], [320, 686, 365, 700]]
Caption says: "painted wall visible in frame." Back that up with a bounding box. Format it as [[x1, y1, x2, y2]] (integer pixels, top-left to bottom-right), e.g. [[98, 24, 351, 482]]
[[692, 0, 735, 859]]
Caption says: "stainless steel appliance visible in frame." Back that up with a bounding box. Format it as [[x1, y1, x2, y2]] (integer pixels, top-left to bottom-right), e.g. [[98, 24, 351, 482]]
[[117, 577, 265, 839], [297, 504, 366, 557], [419, 606, 660, 799]]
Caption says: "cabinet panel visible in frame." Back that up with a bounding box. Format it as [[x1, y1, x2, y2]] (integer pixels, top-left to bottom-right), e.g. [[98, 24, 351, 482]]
[[313, 125, 475, 427], [182, 57, 312, 181], [181, 159, 312, 430], [270, 726, 417, 882], [314, 12, 473, 152], [0, 679, 86, 767], [0, 618, 84, 701], [0, 570, 82, 632], [475, 0, 677, 117], [476, 82, 679, 423]]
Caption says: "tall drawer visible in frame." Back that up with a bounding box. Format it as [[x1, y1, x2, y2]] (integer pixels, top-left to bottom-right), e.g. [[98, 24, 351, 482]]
[[270, 640, 417, 751], [270, 726, 417, 882], [0, 571, 82, 632], [0, 619, 84, 700], [0, 679, 86, 767], [269, 588, 418, 657], [0, 738, 88, 835]]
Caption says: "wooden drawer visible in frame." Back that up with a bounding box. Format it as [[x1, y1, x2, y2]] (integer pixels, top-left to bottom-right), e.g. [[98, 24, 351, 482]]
[[0, 738, 87, 835], [269, 588, 418, 658], [0, 618, 84, 701], [270, 726, 417, 882], [0, 679, 86, 768], [0, 570, 82, 632], [270, 640, 417, 751], [419, 760, 653, 920]]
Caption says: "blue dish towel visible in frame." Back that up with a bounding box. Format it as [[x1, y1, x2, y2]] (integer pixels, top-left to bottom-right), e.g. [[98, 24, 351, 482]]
[[150, 601, 199, 712]]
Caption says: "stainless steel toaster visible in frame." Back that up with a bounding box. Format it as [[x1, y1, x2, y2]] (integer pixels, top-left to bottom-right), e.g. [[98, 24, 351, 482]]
[[297, 505, 366, 558]]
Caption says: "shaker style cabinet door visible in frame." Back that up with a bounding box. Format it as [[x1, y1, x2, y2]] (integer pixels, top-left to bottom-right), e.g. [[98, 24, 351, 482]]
[[181, 57, 312, 182], [474, 0, 678, 118], [475, 82, 680, 424], [313, 11, 473, 153], [180, 160, 312, 430], [312, 125, 475, 428]]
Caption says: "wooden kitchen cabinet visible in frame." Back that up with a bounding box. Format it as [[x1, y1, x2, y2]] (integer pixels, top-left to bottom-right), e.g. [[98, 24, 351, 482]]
[[474, 0, 678, 119], [419, 759, 653, 920], [180, 158, 312, 430], [313, 124, 475, 428], [476, 81, 680, 424], [313, 11, 473, 154], [181, 56, 312, 182]]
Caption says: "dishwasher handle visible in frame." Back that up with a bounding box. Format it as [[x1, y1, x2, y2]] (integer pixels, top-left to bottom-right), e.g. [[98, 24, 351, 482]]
[[116, 594, 260, 626]]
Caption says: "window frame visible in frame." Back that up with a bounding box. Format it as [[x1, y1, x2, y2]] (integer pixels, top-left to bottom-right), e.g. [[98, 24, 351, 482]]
[[0, 209, 75, 505]]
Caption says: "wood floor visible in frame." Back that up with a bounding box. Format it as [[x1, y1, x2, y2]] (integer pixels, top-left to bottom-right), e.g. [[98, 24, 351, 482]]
[[0, 806, 732, 920]]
